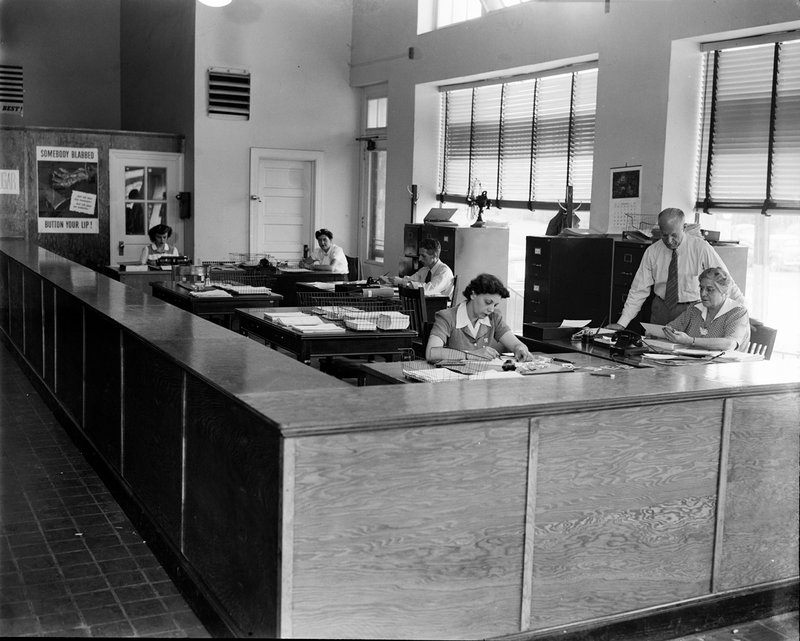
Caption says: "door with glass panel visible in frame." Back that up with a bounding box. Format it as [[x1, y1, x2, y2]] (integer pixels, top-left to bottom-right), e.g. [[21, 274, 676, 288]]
[[109, 150, 184, 264]]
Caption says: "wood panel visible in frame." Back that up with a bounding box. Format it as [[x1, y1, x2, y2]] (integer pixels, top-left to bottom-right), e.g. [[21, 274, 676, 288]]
[[0, 128, 27, 238], [54, 287, 84, 425], [122, 333, 183, 542], [0, 253, 9, 332], [530, 401, 723, 628], [84, 308, 122, 471], [7, 258, 23, 347], [716, 392, 800, 590], [22, 267, 43, 376], [183, 377, 282, 638], [288, 420, 530, 640], [42, 281, 56, 389]]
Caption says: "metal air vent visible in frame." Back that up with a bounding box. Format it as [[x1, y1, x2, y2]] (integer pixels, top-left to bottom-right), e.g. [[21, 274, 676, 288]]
[[0, 65, 24, 116], [207, 67, 250, 120]]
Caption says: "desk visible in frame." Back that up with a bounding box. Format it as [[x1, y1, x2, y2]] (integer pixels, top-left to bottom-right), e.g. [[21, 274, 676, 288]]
[[361, 352, 609, 385], [103, 264, 174, 293], [150, 282, 283, 331], [271, 268, 344, 305], [236, 306, 417, 363]]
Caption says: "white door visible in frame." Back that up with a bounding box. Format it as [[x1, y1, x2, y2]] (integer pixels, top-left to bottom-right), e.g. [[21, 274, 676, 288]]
[[109, 150, 184, 264], [249, 148, 322, 261]]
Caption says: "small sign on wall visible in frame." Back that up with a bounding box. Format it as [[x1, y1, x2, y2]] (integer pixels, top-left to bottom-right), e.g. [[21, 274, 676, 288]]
[[37, 146, 99, 234], [0, 169, 20, 194]]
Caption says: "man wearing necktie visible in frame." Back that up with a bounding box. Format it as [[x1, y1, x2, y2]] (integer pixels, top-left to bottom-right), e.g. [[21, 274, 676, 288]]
[[609, 208, 746, 329], [384, 238, 455, 296]]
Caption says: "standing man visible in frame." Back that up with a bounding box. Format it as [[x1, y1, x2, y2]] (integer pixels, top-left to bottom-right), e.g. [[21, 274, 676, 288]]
[[384, 238, 455, 297], [608, 208, 746, 329]]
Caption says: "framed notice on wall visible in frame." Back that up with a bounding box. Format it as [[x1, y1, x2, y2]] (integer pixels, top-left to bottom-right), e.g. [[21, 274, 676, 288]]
[[37, 146, 99, 234], [608, 165, 642, 233]]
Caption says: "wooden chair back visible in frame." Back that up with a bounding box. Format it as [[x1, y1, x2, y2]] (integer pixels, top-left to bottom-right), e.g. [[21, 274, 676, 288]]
[[398, 285, 428, 336], [746, 319, 777, 360], [448, 275, 459, 307]]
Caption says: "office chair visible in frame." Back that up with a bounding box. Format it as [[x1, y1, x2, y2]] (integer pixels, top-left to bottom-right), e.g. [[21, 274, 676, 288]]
[[345, 255, 361, 281], [399, 285, 429, 357], [746, 319, 777, 360], [448, 275, 458, 307]]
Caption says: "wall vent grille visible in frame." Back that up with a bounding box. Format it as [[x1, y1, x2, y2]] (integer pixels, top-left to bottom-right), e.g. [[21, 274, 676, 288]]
[[0, 65, 24, 116], [207, 67, 250, 120]]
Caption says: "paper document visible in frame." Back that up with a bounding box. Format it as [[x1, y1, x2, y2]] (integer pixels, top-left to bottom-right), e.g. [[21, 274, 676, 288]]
[[641, 322, 668, 337], [561, 319, 592, 328]]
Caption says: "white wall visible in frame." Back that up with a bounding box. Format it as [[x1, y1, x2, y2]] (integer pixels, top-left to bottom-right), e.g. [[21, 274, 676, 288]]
[[192, 0, 358, 263], [350, 0, 800, 276]]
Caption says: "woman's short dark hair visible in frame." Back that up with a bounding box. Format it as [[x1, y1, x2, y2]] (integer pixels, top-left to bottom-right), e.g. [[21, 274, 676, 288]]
[[315, 228, 333, 241], [463, 273, 509, 300], [148, 224, 172, 241]]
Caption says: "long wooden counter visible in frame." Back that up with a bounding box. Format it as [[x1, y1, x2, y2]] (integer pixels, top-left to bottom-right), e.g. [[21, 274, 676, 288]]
[[1, 240, 798, 640]]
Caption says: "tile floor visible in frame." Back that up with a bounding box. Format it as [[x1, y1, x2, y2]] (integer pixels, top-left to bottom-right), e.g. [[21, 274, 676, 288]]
[[668, 611, 798, 641], [0, 342, 210, 638]]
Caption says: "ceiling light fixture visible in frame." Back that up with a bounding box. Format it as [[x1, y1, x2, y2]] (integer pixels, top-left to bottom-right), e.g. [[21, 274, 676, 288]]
[[198, 0, 232, 7]]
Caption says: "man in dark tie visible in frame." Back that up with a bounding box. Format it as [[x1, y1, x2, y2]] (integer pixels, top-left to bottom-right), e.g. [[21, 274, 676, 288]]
[[608, 207, 746, 328], [384, 238, 455, 296]]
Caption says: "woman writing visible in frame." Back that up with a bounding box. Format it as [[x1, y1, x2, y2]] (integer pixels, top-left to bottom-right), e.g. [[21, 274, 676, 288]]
[[425, 273, 533, 363], [140, 224, 179, 266], [663, 267, 750, 351]]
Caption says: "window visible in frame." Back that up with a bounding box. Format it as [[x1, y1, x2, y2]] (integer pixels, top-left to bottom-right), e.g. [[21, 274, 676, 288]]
[[422, 0, 532, 31], [360, 89, 388, 263], [695, 33, 800, 359], [696, 37, 800, 213], [438, 65, 597, 332], [438, 66, 597, 210]]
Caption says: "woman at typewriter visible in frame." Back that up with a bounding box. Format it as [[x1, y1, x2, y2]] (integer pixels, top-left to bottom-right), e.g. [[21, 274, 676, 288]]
[[140, 224, 179, 266], [425, 273, 533, 363]]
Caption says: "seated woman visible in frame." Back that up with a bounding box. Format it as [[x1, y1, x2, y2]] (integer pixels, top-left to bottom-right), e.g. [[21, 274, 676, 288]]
[[299, 228, 348, 274], [663, 267, 750, 351], [425, 273, 533, 363], [140, 224, 179, 266]]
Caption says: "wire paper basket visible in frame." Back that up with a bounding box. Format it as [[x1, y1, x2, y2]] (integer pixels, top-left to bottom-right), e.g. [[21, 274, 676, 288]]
[[401, 358, 497, 383], [296, 292, 408, 330]]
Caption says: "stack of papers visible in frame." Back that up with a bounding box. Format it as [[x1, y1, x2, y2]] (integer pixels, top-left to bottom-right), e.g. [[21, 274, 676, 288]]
[[273, 314, 324, 327], [294, 322, 345, 333], [345, 319, 377, 331], [376, 311, 410, 330], [216, 284, 272, 294], [189, 289, 232, 298], [403, 367, 466, 383]]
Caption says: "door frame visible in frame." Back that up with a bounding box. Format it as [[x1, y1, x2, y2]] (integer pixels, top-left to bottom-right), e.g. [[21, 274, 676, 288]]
[[249, 148, 323, 256], [108, 149, 184, 264]]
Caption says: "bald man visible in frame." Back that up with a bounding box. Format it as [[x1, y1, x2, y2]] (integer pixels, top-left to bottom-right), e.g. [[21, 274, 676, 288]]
[[608, 208, 746, 329]]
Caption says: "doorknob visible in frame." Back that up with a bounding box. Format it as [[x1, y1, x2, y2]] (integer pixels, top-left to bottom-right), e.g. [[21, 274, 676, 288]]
[[250, 194, 261, 202], [118, 241, 125, 256]]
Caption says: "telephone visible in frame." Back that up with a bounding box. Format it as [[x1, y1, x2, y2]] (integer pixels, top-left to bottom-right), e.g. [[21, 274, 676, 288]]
[[612, 329, 643, 349]]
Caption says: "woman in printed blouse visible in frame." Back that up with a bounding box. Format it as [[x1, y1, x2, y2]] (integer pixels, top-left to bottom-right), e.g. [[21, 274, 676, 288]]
[[425, 273, 533, 363], [663, 267, 750, 351], [140, 224, 179, 266]]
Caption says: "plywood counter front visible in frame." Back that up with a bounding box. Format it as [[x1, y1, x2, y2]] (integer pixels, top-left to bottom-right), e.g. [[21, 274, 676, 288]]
[[1, 240, 798, 640]]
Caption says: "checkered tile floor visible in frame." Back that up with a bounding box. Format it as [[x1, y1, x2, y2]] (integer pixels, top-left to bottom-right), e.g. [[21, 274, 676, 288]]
[[0, 342, 210, 637]]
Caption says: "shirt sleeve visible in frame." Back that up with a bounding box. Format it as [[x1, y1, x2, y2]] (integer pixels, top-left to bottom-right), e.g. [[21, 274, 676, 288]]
[[722, 306, 750, 349], [666, 307, 693, 333], [328, 246, 349, 274], [428, 309, 455, 345], [492, 312, 512, 342], [139, 246, 149, 265], [617, 245, 657, 327]]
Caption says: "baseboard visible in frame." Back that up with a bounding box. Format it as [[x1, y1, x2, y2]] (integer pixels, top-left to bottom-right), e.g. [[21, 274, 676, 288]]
[[495, 579, 799, 641]]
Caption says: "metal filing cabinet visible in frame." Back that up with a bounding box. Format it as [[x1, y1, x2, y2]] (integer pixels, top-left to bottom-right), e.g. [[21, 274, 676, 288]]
[[522, 236, 614, 328]]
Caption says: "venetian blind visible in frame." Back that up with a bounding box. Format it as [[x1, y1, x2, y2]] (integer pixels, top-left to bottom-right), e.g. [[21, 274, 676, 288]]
[[438, 66, 597, 211], [696, 38, 800, 213]]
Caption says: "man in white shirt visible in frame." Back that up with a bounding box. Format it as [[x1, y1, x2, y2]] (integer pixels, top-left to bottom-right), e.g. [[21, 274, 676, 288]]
[[609, 208, 746, 328], [385, 238, 455, 297]]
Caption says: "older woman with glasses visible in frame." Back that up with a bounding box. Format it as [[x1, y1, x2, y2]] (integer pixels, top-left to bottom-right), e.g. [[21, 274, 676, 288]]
[[663, 267, 750, 351]]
